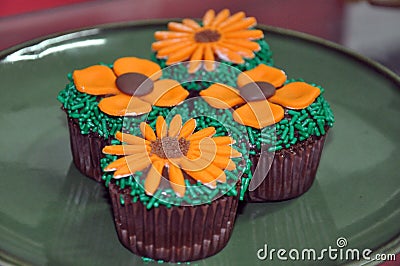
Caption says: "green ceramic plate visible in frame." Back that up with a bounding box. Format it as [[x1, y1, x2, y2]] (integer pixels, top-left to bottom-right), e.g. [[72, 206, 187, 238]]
[[0, 21, 399, 266]]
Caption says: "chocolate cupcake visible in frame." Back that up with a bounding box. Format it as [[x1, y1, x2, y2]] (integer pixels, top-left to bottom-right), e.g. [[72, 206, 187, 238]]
[[200, 63, 334, 201], [151, 9, 274, 91], [101, 114, 243, 262], [57, 57, 189, 181]]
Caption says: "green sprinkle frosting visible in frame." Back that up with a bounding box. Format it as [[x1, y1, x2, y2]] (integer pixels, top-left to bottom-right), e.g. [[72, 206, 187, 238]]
[[100, 98, 250, 208], [57, 74, 123, 138]]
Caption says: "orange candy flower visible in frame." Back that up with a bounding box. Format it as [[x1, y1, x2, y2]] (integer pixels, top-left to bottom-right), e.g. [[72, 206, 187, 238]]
[[73, 57, 189, 116], [200, 64, 321, 129], [103, 114, 241, 197], [153, 9, 264, 73]]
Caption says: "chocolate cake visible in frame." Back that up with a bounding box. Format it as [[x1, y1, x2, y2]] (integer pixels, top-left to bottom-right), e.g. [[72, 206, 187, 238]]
[[246, 131, 328, 201], [108, 182, 239, 262]]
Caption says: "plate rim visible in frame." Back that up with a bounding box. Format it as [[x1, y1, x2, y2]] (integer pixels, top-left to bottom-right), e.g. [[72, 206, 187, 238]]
[[0, 19, 398, 265]]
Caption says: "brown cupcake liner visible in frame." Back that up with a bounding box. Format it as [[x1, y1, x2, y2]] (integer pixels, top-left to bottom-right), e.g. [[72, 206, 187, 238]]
[[67, 117, 109, 182], [245, 132, 328, 202], [108, 182, 240, 262]]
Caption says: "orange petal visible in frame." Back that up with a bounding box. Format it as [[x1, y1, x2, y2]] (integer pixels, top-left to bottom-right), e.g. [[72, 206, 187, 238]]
[[179, 156, 213, 171], [112, 155, 151, 178], [211, 9, 230, 27], [98, 95, 152, 116], [185, 147, 201, 160], [224, 30, 264, 40], [191, 136, 235, 147], [233, 101, 284, 129], [73, 65, 120, 95], [152, 38, 190, 51], [212, 156, 237, 171], [115, 131, 149, 145], [168, 22, 195, 32], [140, 122, 157, 141], [156, 40, 193, 58], [185, 161, 227, 186], [114, 156, 151, 179], [200, 145, 241, 158], [168, 163, 186, 197], [204, 44, 215, 71], [186, 137, 216, 160], [188, 44, 204, 74], [140, 79, 189, 107], [154, 31, 191, 40], [200, 83, 245, 109], [156, 116, 167, 138], [187, 127, 216, 141], [102, 144, 149, 155], [185, 169, 217, 188], [205, 163, 227, 183], [113, 165, 132, 179], [104, 153, 148, 171], [212, 136, 235, 145], [220, 17, 257, 33], [218, 146, 241, 157], [179, 118, 196, 138], [182, 18, 201, 29], [144, 160, 164, 196], [126, 155, 152, 172], [218, 11, 245, 28], [113, 57, 162, 81], [218, 41, 255, 59], [268, 82, 320, 109], [237, 64, 287, 88], [168, 114, 182, 137], [214, 44, 244, 64], [165, 43, 198, 65], [104, 156, 128, 172], [223, 39, 260, 52], [202, 9, 215, 27]]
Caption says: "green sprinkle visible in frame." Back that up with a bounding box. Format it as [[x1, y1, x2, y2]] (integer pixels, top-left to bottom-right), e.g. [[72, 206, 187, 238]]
[[288, 110, 300, 116], [298, 113, 309, 122], [289, 125, 295, 140], [289, 115, 299, 125], [268, 145, 282, 152], [280, 127, 289, 140]]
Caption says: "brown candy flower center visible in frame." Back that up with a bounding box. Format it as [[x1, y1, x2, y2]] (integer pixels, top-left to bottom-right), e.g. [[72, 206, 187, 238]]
[[238, 81, 276, 102], [115, 72, 154, 96], [150, 137, 190, 159], [194, 29, 221, 43]]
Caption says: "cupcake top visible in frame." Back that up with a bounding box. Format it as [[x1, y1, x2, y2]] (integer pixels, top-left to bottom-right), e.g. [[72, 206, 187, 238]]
[[69, 57, 188, 117], [57, 57, 190, 138], [152, 9, 274, 86], [153, 9, 265, 73], [101, 113, 246, 208]]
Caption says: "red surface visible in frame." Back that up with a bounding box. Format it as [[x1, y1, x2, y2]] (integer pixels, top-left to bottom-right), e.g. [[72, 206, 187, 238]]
[[0, 0, 344, 51], [0, 0, 93, 17], [381, 253, 400, 266]]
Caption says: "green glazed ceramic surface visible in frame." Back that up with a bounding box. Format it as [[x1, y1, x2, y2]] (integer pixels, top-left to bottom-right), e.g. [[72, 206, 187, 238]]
[[0, 21, 399, 266]]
